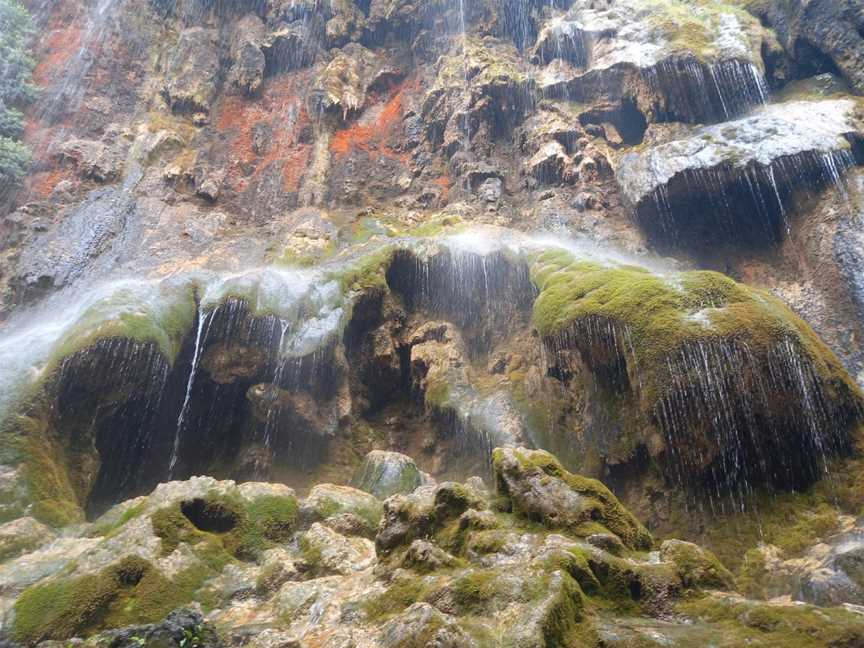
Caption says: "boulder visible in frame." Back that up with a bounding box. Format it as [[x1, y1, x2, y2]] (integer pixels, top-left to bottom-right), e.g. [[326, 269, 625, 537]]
[[300, 484, 384, 532], [492, 447, 653, 550], [660, 539, 736, 591], [352, 450, 424, 499], [299, 522, 376, 575]]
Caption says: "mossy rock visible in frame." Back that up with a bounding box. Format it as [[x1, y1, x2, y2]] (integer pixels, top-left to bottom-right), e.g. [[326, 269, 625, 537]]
[[493, 447, 653, 550], [530, 250, 863, 489], [678, 593, 864, 647], [12, 555, 211, 644], [352, 450, 424, 500], [660, 539, 736, 591], [152, 489, 298, 562], [301, 483, 384, 530]]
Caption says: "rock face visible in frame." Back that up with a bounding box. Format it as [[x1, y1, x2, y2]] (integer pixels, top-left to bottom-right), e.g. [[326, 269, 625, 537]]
[[616, 98, 864, 249], [538, 0, 771, 123], [4, 0, 864, 643], [531, 248, 863, 495], [6, 447, 863, 648]]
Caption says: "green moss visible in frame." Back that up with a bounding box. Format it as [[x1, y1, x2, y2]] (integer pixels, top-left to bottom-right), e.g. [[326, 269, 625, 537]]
[[49, 282, 197, 368], [152, 490, 298, 563], [329, 245, 396, 293], [466, 530, 508, 555], [408, 215, 465, 238], [276, 239, 337, 268], [298, 533, 324, 576], [679, 489, 843, 574], [662, 540, 735, 590], [424, 379, 452, 409], [543, 547, 602, 595], [530, 249, 862, 429], [310, 489, 383, 529], [540, 572, 586, 647], [451, 569, 501, 612], [643, 0, 764, 63], [88, 502, 147, 539], [12, 555, 212, 644], [493, 447, 653, 550], [679, 594, 864, 647], [22, 420, 84, 528], [362, 576, 431, 621]]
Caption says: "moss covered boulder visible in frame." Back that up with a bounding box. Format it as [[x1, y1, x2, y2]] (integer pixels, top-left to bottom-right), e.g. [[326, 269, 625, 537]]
[[531, 249, 863, 494], [352, 450, 426, 499], [492, 447, 653, 551]]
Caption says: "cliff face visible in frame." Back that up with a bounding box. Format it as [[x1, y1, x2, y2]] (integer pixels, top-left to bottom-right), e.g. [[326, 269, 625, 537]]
[[3, 0, 864, 645]]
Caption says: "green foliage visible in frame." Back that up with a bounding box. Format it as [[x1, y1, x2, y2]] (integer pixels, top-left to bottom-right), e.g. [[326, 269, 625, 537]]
[[0, 0, 35, 189], [0, 106, 23, 138], [0, 136, 30, 184]]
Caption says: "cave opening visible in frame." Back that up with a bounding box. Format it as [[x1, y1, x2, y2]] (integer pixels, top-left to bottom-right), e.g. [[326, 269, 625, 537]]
[[579, 98, 648, 146], [793, 38, 844, 80]]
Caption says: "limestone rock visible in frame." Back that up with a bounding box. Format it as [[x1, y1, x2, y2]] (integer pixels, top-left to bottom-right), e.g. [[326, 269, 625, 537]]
[[379, 602, 475, 648], [660, 539, 736, 591], [492, 447, 653, 550], [352, 450, 424, 500], [161, 27, 221, 114], [57, 138, 123, 182], [0, 517, 55, 563], [227, 14, 267, 96], [615, 98, 864, 248], [538, 0, 771, 123], [300, 522, 376, 575], [300, 484, 384, 532]]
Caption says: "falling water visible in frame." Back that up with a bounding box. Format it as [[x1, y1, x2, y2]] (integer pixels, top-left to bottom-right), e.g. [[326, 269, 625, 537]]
[[168, 305, 211, 476]]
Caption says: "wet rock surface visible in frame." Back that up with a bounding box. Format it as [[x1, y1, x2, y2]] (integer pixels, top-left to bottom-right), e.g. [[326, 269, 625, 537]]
[[616, 98, 864, 249], [3, 0, 864, 644], [4, 447, 863, 648]]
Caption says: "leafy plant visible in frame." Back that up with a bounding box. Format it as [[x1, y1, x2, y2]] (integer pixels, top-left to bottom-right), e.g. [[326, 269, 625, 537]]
[[179, 625, 203, 648], [0, 0, 35, 192]]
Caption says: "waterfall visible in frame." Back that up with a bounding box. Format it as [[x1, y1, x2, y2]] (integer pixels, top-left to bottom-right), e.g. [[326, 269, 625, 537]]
[[168, 305, 211, 477]]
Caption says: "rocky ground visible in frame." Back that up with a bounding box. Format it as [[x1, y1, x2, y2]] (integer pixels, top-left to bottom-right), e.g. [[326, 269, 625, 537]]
[[5, 446, 864, 648]]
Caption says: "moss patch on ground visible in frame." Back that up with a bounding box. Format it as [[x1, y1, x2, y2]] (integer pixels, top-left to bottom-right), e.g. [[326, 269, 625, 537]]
[[678, 594, 864, 647], [12, 555, 212, 644]]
